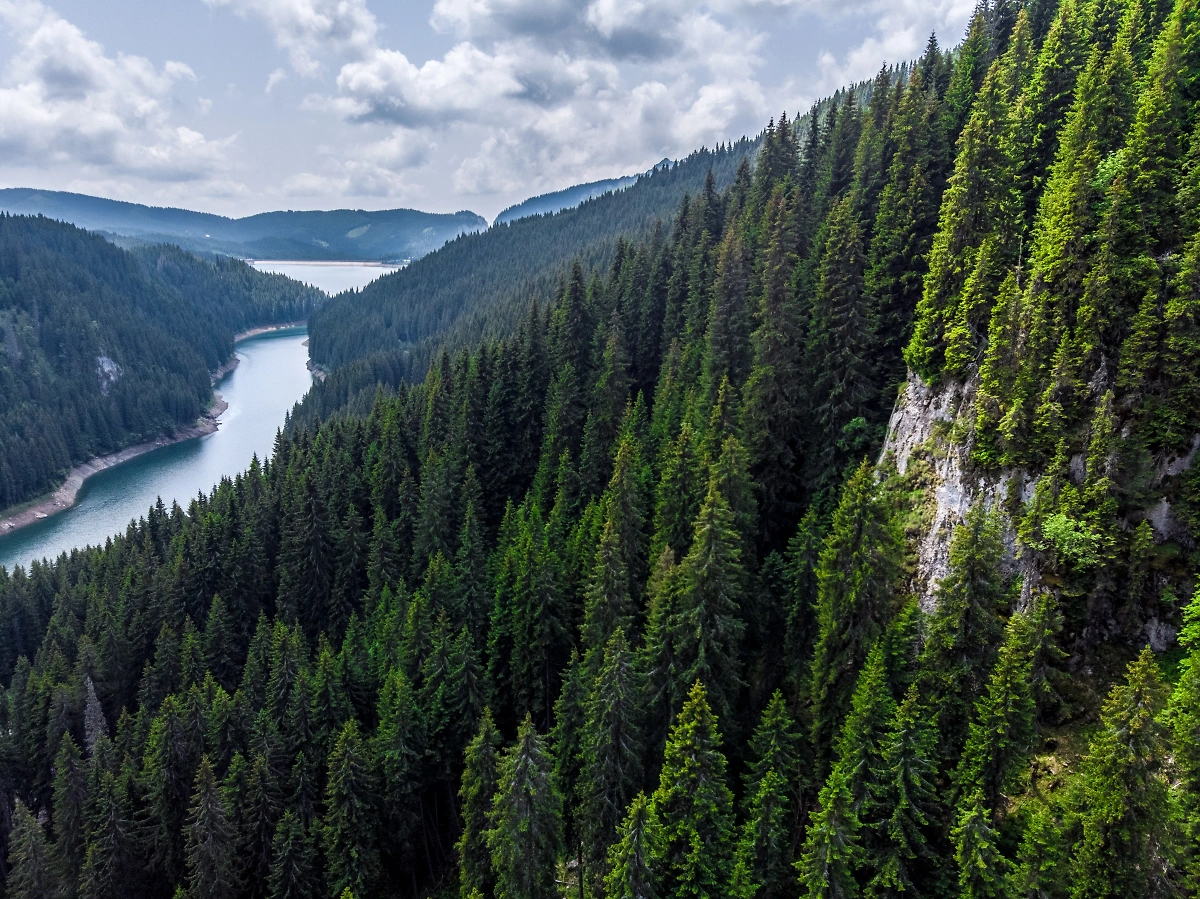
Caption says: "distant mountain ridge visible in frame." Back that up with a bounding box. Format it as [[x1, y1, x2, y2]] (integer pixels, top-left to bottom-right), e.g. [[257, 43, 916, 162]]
[[0, 189, 487, 262], [493, 163, 670, 225]]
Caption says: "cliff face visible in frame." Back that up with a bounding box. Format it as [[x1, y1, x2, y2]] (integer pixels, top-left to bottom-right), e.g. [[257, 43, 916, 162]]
[[881, 372, 1029, 611], [883, 368, 1196, 650]]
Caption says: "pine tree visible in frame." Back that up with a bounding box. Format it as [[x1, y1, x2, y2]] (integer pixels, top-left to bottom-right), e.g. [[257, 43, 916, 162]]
[[268, 811, 319, 899], [487, 715, 563, 899], [321, 720, 379, 899], [1070, 649, 1175, 899], [458, 709, 502, 899], [651, 422, 704, 562], [671, 481, 747, 724], [185, 757, 238, 899], [795, 765, 861, 899], [604, 793, 661, 899], [952, 789, 1008, 899], [810, 461, 902, 769], [579, 628, 643, 878], [649, 681, 736, 899], [8, 799, 59, 899], [79, 769, 133, 899]]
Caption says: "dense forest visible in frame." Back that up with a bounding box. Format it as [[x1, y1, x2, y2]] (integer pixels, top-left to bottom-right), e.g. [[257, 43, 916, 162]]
[[300, 142, 757, 421], [0, 217, 322, 513], [5, 2, 1200, 899]]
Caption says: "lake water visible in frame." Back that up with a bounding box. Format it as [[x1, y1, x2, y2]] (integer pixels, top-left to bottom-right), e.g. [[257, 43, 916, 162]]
[[0, 260, 397, 573], [250, 260, 400, 295], [0, 329, 313, 572]]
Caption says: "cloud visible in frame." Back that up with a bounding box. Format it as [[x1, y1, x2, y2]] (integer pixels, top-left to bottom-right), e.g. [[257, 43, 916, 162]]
[[0, 0, 233, 181], [265, 67, 287, 92], [203, 0, 378, 76]]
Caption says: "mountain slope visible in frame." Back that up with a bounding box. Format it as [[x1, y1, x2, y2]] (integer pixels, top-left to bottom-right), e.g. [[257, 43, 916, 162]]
[[0, 215, 322, 511], [493, 170, 647, 225], [0, 189, 487, 262], [301, 141, 757, 414], [4, 3, 1200, 899]]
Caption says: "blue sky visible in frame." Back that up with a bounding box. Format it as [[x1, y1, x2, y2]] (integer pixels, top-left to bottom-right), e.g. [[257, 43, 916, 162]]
[[0, 0, 976, 219]]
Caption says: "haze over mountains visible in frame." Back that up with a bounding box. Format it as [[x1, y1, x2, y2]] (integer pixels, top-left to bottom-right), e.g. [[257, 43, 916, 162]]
[[0, 189, 487, 263]]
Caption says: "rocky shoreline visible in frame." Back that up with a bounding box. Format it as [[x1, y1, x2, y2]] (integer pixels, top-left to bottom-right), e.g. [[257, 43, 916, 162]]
[[0, 321, 310, 541], [0, 397, 229, 540]]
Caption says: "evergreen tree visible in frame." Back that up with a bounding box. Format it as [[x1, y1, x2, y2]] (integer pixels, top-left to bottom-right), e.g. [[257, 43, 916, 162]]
[[268, 811, 319, 899], [649, 681, 736, 899], [952, 789, 1009, 899], [185, 757, 238, 899], [321, 721, 379, 899], [487, 715, 563, 899], [8, 799, 59, 899], [53, 734, 89, 892], [1070, 649, 1175, 899], [810, 461, 902, 769], [604, 793, 661, 899], [795, 765, 861, 899], [920, 504, 1007, 759], [458, 709, 502, 899], [804, 196, 878, 489], [579, 628, 643, 878]]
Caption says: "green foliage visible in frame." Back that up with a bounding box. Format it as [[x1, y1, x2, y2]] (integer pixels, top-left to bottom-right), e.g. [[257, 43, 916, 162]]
[[650, 682, 736, 899], [487, 715, 563, 899]]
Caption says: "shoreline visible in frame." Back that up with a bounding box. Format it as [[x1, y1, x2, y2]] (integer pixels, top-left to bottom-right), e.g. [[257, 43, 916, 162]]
[[0, 396, 229, 539], [0, 321, 312, 541]]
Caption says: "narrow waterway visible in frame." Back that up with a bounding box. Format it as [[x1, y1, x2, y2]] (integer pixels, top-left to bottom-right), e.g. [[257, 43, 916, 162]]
[[0, 329, 313, 572]]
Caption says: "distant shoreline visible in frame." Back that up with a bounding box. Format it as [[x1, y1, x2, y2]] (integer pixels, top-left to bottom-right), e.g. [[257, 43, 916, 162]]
[[248, 260, 403, 268], [0, 322, 310, 543]]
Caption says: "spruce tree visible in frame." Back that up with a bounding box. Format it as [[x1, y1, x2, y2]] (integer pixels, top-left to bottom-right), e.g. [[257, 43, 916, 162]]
[[795, 765, 861, 899], [458, 709, 502, 899], [920, 504, 1007, 760], [487, 715, 563, 899], [1070, 649, 1175, 899], [649, 681, 736, 899], [185, 757, 238, 899], [863, 687, 941, 896], [804, 196, 878, 489], [321, 720, 379, 899], [810, 461, 902, 769], [268, 811, 319, 899], [579, 628, 643, 878], [8, 799, 59, 899], [604, 793, 661, 899], [952, 789, 1008, 899], [53, 734, 89, 892], [671, 480, 747, 724]]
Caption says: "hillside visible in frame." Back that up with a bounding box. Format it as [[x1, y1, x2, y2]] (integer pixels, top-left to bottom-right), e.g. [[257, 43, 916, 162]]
[[0, 216, 322, 512], [300, 141, 757, 418], [0, 190, 487, 262], [493, 170, 647, 225], [4, 2, 1200, 899]]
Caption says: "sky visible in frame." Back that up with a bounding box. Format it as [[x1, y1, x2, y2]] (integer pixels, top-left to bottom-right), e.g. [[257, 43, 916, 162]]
[[0, 0, 978, 221]]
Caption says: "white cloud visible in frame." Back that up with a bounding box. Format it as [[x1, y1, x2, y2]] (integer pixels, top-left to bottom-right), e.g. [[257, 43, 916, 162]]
[[0, 0, 233, 181], [265, 67, 288, 92], [203, 0, 378, 76]]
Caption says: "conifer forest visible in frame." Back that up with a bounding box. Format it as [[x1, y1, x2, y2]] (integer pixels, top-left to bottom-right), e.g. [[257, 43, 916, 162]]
[[8, 0, 1200, 898]]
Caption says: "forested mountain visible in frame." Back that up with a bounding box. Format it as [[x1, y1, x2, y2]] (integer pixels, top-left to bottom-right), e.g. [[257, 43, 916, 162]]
[[493, 171, 646, 226], [6, 2, 1200, 899], [0, 216, 322, 512], [0, 191, 487, 263], [301, 141, 757, 419]]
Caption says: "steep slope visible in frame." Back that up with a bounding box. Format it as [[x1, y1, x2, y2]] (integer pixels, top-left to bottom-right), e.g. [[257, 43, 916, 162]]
[[493, 169, 647, 225], [0, 215, 322, 512], [0, 189, 486, 262], [4, 4, 1200, 899]]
